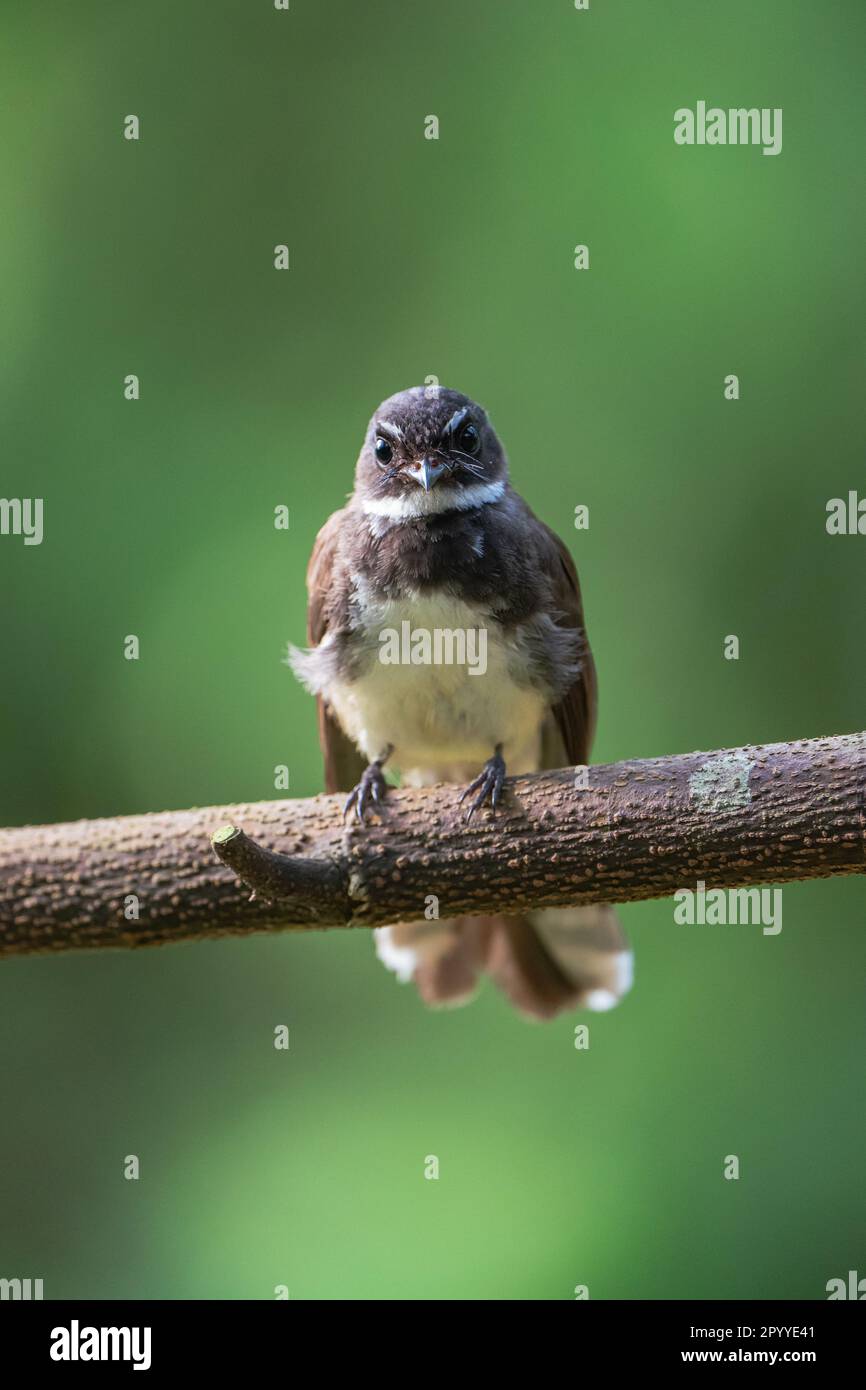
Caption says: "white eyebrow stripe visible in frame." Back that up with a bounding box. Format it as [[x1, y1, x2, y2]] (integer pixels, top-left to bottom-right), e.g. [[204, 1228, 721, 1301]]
[[375, 419, 404, 441], [443, 407, 469, 437], [362, 479, 505, 520]]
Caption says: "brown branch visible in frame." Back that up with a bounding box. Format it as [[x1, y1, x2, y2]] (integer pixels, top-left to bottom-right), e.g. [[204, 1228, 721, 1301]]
[[1, 731, 864, 959]]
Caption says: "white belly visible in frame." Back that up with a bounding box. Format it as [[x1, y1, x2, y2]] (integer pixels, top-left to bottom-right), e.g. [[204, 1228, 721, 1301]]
[[325, 594, 547, 785]]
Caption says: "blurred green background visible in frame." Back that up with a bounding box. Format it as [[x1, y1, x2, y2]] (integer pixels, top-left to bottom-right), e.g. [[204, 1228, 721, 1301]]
[[1, 0, 864, 1300]]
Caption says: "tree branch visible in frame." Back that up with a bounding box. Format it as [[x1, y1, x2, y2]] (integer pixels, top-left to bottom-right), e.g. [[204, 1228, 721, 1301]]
[[1, 731, 863, 959]]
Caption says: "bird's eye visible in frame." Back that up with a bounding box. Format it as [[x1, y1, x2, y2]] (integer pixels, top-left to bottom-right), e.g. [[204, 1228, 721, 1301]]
[[374, 437, 393, 466], [458, 422, 481, 456]]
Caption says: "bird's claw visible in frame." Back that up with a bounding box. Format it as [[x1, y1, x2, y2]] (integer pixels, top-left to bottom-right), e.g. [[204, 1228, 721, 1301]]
[[343, 760, 388, 823], [459, 747, 506, 821]]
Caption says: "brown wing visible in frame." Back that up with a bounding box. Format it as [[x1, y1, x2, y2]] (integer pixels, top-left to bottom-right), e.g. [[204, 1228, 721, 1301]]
[[537, 524, 598, 770], [315, 702, 366, 795], [306, 509, 366, 794]]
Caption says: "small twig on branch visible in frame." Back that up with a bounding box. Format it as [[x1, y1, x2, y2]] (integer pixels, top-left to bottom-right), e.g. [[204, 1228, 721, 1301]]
[[0, 731, 864, 959], [210, 823, 349, 917]]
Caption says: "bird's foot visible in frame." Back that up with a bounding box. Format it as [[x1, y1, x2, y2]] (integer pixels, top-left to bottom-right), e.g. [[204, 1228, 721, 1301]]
[[343, 748, 392, 823], [459, 745, 506, 821]]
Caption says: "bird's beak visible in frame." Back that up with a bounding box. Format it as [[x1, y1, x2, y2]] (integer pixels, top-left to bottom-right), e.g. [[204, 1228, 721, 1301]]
[[407, 457, 447, 492]]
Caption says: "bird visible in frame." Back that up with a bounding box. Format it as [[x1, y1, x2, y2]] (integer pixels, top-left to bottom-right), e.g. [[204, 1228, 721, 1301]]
[[289, 385, 632, 1020]]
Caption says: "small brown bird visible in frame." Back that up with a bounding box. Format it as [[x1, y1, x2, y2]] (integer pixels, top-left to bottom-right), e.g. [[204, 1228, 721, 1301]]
[[290, 386, 632, 1019]]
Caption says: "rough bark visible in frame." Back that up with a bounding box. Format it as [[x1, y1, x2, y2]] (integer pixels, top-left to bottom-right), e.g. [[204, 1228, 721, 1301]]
[[0, 731, 863, 959]]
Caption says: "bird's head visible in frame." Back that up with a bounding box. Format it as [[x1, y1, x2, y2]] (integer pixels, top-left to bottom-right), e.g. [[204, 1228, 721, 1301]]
[[354, 386, 508, 519]]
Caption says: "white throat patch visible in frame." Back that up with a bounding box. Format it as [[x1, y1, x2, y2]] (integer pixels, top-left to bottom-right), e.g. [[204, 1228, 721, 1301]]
[[362, 478, 505, 521]]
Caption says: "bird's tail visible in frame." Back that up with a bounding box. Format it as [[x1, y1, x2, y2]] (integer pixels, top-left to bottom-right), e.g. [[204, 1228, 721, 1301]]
[[374, 905, 632, 1021]]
